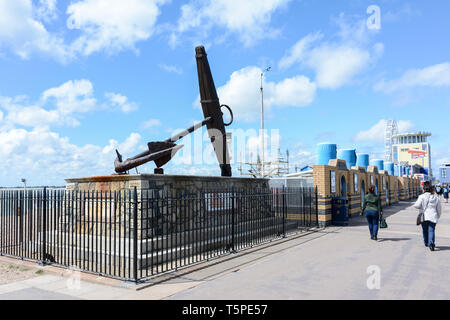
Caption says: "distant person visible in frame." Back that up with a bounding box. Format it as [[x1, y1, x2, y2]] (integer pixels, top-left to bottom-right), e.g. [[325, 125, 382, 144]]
[[444, 186, 449, 203], [436, 185, 443, 197], [414, 182, 442, 251], [361, 185, 383, 241]]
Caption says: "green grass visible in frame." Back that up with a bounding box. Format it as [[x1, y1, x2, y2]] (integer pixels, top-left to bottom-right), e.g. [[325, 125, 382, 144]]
[[8, 264, 30, 272], [35, 269, 44, 275]]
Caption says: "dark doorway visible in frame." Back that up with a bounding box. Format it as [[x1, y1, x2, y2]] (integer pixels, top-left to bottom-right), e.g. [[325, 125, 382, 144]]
[[341, 176, 346, 197]]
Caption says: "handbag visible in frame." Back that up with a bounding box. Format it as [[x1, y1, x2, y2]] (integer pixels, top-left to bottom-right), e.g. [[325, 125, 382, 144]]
[[416, 212, 423, 226], [380, 213, 388, 229]]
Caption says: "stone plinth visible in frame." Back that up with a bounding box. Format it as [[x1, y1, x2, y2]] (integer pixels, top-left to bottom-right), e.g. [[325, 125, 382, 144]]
[[64, 174, 271, 240]]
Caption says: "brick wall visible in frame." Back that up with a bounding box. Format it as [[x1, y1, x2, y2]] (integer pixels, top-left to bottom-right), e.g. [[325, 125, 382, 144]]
[[314, 160, 419, 227]]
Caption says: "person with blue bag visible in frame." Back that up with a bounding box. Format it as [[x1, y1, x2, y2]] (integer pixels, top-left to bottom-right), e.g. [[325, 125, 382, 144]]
[[443, 186, 449, 203], [361, 185, 384, 241]]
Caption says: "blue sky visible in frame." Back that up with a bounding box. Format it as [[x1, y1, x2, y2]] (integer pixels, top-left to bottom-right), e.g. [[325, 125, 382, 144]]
[[1, 0, 450, 186]]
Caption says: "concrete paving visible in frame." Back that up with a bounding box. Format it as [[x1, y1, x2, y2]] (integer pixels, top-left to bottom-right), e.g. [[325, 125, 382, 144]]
[[0, 200, 449, 300], [167, 200, 450, 300]]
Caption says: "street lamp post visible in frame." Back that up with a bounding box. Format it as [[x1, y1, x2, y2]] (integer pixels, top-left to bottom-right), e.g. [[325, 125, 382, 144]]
[[260, 67, 271, 178]]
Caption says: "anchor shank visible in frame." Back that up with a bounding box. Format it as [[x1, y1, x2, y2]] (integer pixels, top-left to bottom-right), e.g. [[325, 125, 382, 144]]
[[165, 116, 212, 143]]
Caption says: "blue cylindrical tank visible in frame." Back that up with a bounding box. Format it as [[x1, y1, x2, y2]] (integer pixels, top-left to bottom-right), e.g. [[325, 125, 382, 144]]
[[337, 149, 357, 168], [356, 153, 369, 169], [317, 143, 337, 165], [384, 162, 394, 175], [370, 159, 384, 172]]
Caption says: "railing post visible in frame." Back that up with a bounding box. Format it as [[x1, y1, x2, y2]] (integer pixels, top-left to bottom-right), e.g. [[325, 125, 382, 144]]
[[230, 187, 236, 253], [41, 187, 47, 265], [315, 186, 319, 227], [19, 190, 23, 260], [133, 186, 138, 283], [282, 186, 286, 238]]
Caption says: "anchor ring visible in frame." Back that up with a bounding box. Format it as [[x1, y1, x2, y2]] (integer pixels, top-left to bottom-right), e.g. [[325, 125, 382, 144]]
[[221, 104, 233, 126]]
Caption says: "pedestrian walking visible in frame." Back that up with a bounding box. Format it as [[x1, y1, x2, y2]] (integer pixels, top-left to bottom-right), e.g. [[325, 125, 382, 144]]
[[361, 185, 383, 241], [414, 182, 442, 251], [443, 186, 449, 203], [436, 185, 443, 199]]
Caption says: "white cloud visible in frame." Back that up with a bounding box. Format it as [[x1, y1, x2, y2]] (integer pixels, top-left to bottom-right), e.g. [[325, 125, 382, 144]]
[[67, 0, 167, 56], [267, 75, 317, 106], [36, 0, 58, 22], [0, 0, 70, 61], [173, 0, 291, 47], [6, 105, 63, 127], [306, 45, 371, 89], [105, 92, 138, 113], [0, 80, 136, 128], [0, 0, 168, 62], [279, 15, 381, 89], [141, 118, 162, 129], [354, 119, 415, 143], [42, 79, 97, 115], [102, 132, 142, 155], [0, 80, 143, 186], [2, 79, 97, 127], [374, 62, 450, 93], [207, 66, 316, 122], [0, 126, 142, 185], [278, 32, 323, 69], [158, 64, 183, 75]]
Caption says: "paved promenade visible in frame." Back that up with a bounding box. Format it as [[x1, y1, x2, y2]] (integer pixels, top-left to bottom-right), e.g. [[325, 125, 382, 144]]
[[0, 199, 449, 300], [168, 199, 450, 300]]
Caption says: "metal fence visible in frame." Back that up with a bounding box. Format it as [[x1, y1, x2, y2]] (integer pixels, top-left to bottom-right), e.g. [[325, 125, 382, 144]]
[[0, 186, 318, 282]]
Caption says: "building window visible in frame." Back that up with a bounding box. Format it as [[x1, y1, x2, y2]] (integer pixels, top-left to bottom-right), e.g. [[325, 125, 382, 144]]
[[442, 169, 447, 179]]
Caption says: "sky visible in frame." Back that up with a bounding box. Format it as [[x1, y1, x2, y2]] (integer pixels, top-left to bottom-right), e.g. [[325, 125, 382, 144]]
[[1, 0, 450, 187]]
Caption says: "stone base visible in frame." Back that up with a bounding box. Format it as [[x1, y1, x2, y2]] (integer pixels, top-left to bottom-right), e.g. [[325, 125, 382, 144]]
[[64, 174, 271, 240]]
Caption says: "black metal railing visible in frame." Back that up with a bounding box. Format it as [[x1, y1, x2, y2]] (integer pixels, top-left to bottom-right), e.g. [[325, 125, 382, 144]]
[[0, 186, 318, 282]]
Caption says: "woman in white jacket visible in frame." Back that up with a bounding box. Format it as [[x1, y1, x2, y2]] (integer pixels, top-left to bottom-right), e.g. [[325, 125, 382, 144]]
[[414, 182, 442, 251]]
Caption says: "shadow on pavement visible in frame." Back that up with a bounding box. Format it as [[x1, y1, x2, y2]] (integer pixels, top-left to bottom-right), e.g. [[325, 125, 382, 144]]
[[377, 237, 411, 242], [346, 202, 415, 228], [436, 246, 450, 251]]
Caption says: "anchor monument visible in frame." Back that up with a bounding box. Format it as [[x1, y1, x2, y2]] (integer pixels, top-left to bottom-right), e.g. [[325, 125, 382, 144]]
[[114, 46, 233, 177]]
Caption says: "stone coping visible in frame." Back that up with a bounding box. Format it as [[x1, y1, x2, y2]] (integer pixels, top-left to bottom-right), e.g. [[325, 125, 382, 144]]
[[65, 174, 268, 184]]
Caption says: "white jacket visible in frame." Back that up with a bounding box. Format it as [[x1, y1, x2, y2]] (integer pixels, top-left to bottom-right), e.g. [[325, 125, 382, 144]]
[[414, 192, 442, 224]]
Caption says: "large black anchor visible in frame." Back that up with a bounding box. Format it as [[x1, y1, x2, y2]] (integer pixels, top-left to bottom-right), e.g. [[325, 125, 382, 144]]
[[114, 46, 233, 176]]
